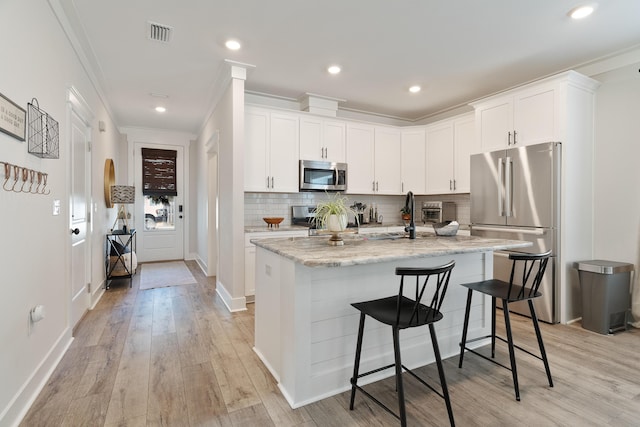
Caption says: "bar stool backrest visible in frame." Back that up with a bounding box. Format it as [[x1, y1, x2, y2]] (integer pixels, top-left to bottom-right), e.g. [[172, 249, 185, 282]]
[[394, 260, 455, 327], [507, 250, 552, 300]]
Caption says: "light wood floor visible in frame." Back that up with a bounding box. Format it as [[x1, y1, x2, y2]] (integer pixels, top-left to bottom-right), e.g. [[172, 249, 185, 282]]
[[21, 260, 640, 426]]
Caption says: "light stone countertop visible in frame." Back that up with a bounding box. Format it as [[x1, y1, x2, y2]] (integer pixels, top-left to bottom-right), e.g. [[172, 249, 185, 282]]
[[251, 232, 531, 267]]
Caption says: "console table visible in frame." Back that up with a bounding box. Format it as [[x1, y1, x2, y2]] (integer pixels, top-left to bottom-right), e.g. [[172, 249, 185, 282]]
[[105, 230, 137, 289]]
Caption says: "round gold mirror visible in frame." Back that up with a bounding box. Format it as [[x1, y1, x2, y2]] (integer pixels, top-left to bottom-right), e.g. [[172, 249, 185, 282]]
[[104, 159, 115, 208]]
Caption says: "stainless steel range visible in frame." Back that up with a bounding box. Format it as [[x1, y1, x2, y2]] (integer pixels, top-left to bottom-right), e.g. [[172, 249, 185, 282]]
[[291, 205, 316, 226]]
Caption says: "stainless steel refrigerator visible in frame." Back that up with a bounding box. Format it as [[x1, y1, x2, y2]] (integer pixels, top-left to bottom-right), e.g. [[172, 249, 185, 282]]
[[470, 141, 561, 323]]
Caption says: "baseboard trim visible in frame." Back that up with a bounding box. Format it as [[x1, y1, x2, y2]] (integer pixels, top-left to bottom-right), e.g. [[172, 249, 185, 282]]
[[90, 280, 105, 309], [215, 279, 247, 312], [194, 255, 208, 276], [1, 328, 73, 427]]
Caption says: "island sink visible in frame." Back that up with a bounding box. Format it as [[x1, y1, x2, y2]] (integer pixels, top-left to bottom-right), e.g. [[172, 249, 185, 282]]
[[359, 232, 406, 241]]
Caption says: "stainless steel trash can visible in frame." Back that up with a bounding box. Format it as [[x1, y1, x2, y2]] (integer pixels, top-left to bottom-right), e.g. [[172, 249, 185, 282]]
[[576, 260, 634, 334]]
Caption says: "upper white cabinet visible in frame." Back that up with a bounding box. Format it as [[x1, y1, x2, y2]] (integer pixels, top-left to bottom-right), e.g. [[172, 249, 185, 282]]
[[299, 116, 346, 162], [345, 123, 375, 194], [245, 108, 269, 191], [245, 107, 299, 192], [425, 113, 476, 194], [373, 126, 402, 194], [400, 128, 426, 194], [473, 79, 558, 151], [346, 123, 401, 195], [425, 121, 454, 194], [453, 115, 476, 193]]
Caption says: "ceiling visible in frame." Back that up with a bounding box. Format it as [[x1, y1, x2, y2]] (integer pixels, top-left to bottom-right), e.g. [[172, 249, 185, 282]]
[[58, 0, 640, 133]]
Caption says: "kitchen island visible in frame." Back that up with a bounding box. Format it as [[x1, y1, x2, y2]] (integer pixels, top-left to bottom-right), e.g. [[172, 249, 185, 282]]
[[251, 232, 531, 408]]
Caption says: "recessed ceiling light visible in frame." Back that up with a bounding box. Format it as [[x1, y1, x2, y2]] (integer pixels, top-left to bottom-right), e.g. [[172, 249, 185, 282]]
[[155, 106, 166, 113], [409, 85, 421, 93], [569, 4, 595, 19], [327, 65, 341, 75], [225, 39, 241, 50]]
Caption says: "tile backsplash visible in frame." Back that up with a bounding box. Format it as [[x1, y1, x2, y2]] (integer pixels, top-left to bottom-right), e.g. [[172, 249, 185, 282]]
[[245, 192, 470, 228]]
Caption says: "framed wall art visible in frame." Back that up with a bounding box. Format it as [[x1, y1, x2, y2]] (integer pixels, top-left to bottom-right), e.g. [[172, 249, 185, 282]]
[[0, 92, 26, 141]]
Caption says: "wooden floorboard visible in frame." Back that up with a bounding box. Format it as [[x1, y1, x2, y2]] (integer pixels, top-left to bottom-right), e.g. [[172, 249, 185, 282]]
[[19, 260, 640, 426]]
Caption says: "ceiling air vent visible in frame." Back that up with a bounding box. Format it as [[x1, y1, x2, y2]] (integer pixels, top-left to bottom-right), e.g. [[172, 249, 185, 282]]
[[147, 21, 172, 43]]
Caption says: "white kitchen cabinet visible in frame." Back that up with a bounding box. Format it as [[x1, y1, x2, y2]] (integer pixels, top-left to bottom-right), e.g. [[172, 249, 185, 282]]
[[346, 123, 401, 195], [425, 113, 476, 194], [374, 126, 402, 194], [452, 114, 476, 193], [346, 123, 375, 194], [245, 107, 299, 192], [245, 230, 307, 297], [425, 121, 454, 194], [473, 80, 557, 151], [245, 108, 269, 191], [299, 116, 346, 162], [400, 128, 426, 194]]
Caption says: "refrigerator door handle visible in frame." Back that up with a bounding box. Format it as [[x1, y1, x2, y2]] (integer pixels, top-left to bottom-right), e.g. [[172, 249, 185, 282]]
[[472, 225, 546, 235], [505, 156, 512, 217], [498, 157, 505, 216]]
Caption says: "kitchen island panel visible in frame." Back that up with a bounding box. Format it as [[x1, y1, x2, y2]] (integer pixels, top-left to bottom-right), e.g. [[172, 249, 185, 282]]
[[255, 247, 494, 408]]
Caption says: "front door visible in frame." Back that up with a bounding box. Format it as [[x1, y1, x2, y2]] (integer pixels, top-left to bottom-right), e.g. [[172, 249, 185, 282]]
[[70, 109, 91, 328], [133, 143, 184, 262]]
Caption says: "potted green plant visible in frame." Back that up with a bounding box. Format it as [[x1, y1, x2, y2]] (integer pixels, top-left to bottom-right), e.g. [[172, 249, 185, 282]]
[[313, 192, 358, 232], [400, 206, 411, 221]]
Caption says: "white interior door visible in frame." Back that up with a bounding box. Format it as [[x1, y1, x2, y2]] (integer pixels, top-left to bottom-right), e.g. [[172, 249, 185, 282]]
[[134, 143, 184, 262], [70, 110, 91, 328]]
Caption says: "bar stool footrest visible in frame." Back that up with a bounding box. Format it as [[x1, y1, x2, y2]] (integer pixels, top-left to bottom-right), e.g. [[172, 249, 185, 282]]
[[352, 384, 401, 421], [352, 364, 448, 422], [460, 336, 546, 372]]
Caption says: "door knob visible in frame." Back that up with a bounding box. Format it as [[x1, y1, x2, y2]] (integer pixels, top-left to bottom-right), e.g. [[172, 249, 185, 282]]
[[71, 228, 80, 235]]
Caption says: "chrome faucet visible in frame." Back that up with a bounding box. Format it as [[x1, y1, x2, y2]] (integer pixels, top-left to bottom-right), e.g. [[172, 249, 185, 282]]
[[404, 191, 416, 239]]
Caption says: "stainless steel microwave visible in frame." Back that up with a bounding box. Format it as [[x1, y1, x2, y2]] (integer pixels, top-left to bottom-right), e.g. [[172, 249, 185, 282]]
[[299, 160, 347, 192]]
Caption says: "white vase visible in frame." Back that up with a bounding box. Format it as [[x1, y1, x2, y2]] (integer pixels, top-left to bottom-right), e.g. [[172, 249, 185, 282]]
[[327, 214, 347, 232]]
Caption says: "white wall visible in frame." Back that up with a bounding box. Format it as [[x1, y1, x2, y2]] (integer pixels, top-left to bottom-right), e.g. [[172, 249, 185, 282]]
[[194, 66, 247, 311], [0, 1, 123, 425], [592, 62, 640, 323]]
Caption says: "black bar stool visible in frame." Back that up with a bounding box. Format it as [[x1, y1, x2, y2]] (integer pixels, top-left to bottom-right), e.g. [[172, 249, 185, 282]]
[[349, 261, 456, 427], [458, 250, 553, 401]]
